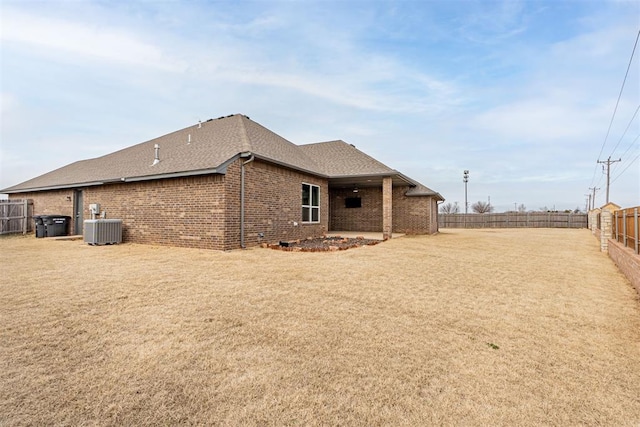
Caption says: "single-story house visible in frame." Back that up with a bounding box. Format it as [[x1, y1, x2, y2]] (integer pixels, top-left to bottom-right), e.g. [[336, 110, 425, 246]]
[[2, 114, 444, 250]]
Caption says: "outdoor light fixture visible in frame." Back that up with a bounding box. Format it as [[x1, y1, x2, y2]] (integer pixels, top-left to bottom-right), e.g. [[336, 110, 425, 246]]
[[353, 186, 359, 193]]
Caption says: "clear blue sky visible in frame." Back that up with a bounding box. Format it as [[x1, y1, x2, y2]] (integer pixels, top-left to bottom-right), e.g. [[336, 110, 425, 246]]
[[1, 0, 638, 212]]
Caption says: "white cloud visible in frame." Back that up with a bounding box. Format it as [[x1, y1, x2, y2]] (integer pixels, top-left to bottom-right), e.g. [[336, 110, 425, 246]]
[[1, 8, 187, 72], [470, 98, 611, 143]]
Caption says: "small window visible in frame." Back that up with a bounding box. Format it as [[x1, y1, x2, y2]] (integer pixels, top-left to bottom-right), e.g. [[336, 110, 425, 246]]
[[345, 197, 362, 208], [302, 183, 320, 223]]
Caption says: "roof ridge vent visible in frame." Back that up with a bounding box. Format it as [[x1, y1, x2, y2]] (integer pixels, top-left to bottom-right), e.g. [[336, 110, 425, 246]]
[[152, 144, 160, 166]]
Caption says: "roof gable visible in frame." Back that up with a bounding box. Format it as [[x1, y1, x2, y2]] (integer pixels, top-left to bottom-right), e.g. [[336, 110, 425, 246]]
[[298, 140, 395, 177]]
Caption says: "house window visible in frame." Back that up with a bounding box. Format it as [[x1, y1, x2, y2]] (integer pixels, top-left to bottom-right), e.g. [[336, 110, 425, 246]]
[[302, 183, 320, 223]]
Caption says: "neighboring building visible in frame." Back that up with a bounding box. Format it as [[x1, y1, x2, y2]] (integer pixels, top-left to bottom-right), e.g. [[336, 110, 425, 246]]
[[2, 114, 444, 250]]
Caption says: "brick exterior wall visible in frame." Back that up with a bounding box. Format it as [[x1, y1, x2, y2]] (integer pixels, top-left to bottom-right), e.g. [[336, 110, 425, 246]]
[[382, 177, 393, 240], [10, 158, 438, 248], [330, 187, 383, 232], [330, 185, 438, 234], [13, 189, 77, 231], [85, 175, 227, 250], [11, 158, 330, 250], [14, 189, 76, 218], [224, 160, 242, 250], [430, 198, 439, 233], [607, 239, 640, 296], [392, 187, 433, 234], [242, 160, 328, 246]]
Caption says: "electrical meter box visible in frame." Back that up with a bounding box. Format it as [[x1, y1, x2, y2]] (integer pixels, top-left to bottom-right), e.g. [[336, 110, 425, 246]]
[[89, 204, 100, 216]]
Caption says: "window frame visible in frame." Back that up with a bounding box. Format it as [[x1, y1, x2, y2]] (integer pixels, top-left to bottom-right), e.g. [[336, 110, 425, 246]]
[[301, 183, 320, 224]]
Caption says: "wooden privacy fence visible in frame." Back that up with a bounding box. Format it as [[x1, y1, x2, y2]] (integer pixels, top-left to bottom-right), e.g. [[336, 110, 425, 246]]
[[0, 199, 33, 235], [613, 206, 640, 254], [439, 212, 588, 229]]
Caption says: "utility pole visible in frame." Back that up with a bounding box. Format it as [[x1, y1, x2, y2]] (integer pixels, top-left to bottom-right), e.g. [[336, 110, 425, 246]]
[[597, 156, 621, 204], [589, 187, 600, 210], [463, 170, 469, 214], [585, 194, 591, 212]]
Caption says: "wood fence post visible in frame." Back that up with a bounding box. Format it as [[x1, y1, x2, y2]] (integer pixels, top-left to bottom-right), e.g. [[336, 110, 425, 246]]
[[23, 199, 28, 234], [635, 208, 639, 254], [623, 210, 627, 247]]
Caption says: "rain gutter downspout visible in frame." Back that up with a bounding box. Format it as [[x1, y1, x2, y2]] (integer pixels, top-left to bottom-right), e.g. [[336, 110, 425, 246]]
[[240, 153, 255, 249]]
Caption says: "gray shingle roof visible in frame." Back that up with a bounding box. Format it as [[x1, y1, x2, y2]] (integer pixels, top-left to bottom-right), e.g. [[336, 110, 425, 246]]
[[298, 140, 395, 176], [405, 182, 443, 197], [2, 114, 319, 192], [2, 114, 442, 200]]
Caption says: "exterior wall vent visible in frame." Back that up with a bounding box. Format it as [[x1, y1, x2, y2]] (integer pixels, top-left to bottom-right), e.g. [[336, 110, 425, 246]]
[[84, 219, 123, 245]]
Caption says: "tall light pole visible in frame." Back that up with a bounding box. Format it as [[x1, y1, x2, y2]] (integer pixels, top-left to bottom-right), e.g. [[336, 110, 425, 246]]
[[463, 170, 469, 214]]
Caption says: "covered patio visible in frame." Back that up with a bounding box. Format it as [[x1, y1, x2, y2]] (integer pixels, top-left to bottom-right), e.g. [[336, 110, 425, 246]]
[[327, 173, 441, 239]]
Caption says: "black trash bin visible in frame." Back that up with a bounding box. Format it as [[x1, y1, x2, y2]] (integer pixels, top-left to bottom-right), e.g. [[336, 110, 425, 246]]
[[34, 215, 45, 238], [43, 215, 71, 237]]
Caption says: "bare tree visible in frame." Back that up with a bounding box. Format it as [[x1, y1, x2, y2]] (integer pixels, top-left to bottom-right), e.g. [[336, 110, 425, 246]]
[[440, 202, 460, 214], [472, 201, 494, 214], [517, 204, 527, 213]]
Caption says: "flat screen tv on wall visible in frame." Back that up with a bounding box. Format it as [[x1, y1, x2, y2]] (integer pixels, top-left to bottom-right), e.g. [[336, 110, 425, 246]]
[[345, 197, 362, 208]]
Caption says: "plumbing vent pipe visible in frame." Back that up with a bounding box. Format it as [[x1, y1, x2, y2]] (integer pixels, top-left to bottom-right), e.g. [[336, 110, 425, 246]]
[[152, 144, 160, 165]]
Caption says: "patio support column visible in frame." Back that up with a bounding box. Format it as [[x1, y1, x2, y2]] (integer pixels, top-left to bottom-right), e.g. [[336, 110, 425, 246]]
[[382, 176, 392, 240]]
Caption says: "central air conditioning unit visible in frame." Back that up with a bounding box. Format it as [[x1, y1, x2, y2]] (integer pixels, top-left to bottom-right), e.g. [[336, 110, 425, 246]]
[[84, 219, 123, 245]]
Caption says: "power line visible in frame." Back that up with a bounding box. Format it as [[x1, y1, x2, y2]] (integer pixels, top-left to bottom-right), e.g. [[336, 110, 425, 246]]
[[611, 152, 640, 184], [610, 153, 640, 184], [590, 29, 640, 188], [619, 133, 640, 159], [597, 29, 639, 161], [608, 104, 640, 159], [609, 133, 639, 187], [611, 146, 640, 184]]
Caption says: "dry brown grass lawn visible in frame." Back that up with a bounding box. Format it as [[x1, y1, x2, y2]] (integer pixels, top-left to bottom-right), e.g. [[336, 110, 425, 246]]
[[1, 228, 640, 426]]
